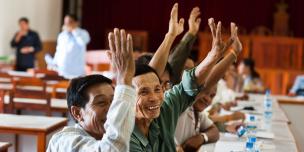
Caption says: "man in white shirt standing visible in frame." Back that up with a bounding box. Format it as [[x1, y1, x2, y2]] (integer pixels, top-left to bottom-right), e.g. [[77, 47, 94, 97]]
[[47, 14, 90, 79], [47, 28, 135, 152]]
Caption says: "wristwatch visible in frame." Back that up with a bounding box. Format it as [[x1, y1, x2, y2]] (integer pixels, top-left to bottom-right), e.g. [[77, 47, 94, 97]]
[[201, 133, 209, 143]]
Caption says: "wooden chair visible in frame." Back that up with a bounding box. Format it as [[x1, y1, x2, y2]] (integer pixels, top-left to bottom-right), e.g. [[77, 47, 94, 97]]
[[9, 77, 51, 116], [0, 90, 5, 113], [50, 80, 69, 116], [34, 69, 66, 81], [0, 72, 13, 90], [51, 80, 69, 99]]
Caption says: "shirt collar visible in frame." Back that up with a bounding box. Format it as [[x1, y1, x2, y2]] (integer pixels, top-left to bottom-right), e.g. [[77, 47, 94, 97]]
[[74, 123, 92, 137], [133, 120, 160, 148]]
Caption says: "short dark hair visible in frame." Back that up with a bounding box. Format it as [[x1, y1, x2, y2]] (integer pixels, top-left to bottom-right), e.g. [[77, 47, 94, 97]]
[[19, 17, 29, 23], [135, 64, 161, 83], [67, 75, 112, 117], [241, 58, 260, 78], [136, 54, 172, 77], [65, 14, 78, 22]]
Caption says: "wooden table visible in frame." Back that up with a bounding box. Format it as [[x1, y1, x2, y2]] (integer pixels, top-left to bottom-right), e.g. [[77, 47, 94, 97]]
[[199, 93, 299, 152], [273, 95, 304, 105], [0, 114, 67, 152], [0, 142, 12, 152]]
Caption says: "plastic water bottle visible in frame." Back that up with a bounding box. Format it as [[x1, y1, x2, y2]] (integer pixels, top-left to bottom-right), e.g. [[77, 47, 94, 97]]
[[246, 116, 257, 152], [263, 90, 273, 122], [245, 142, 254, 152]]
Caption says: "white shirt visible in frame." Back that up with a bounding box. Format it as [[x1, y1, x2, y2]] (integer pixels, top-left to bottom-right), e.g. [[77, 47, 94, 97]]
[[47, 85, 136, 152], [52, 28, 90, 79], [174, 107, 213, 145], [212, 79, 236, 104]]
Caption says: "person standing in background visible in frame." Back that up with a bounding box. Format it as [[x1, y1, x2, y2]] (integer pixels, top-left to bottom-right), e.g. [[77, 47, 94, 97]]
[[47, 14, 90, 79], [11, 17, 42, 71]]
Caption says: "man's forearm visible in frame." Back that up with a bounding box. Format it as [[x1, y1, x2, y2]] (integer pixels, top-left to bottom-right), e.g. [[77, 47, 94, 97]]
[[203, 124, 220, 143], [169, 33, 196, 84], [194, 51, 219, 86], [149, 33, 176, 76], [103, 85, 136, 150], [203, 52, 236, 92]]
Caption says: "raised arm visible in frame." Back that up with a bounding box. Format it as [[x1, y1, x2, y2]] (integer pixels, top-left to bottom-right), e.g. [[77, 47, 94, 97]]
[[169, 7, 201, 84], [72, 29, 90, 47], [194, 18, 231, 86], [202, 22, 242, 92], [149, 3, 184, 76], [101, 28, 135, 150]]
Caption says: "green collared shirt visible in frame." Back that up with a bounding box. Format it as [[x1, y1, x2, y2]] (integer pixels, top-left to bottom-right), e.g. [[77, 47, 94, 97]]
[[130, 68, 200, 152]]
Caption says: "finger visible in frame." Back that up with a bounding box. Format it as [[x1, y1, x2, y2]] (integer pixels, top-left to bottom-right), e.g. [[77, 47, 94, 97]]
[[120, 29, 127, 53], [127, 34, 134, 56], [208, 18, 216, 38], [196, 18, 201, 25], [230, 22, 236, 38], [235, 26, 239, 37], [108, 32, 115, 52], [179, 18, 185, 27], [106, 50, 112, 61], [216, 21, 222, 40], [190, 7, 200, 18], [170, 3, 178, 22], [114, 28, 121, 54]]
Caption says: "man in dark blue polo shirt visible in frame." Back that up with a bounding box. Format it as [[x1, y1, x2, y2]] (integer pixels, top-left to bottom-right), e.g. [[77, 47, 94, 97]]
[[11, 17, 42, 71]]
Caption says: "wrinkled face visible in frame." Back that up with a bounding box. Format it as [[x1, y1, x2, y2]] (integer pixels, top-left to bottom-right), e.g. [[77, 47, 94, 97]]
[[19, 21, 29, 31], [238, 62, 249, 75], [193, 86, 217, 111], [161, 70, 172, 91], [133, 72, 164, 120], [79, 83, 114, 139]]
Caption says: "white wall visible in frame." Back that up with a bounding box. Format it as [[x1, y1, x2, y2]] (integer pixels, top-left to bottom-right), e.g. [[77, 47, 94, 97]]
[[0, 0, 63, 56]]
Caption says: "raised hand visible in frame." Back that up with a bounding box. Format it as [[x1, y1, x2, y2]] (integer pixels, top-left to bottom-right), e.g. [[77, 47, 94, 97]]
[[168, 3, 184, 37], [188, 7, 201, 35], [230, 22, 242, 54], [108, 28, 135, 86], [208, 18, 226, 56]]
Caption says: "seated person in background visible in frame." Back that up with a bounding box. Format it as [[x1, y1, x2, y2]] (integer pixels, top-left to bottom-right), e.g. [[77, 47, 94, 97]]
[[174, 86, 219, 152], [289, 75, 304, 96], [237, 58, 264, 93], [47, 29, 136, 151], [129, 0, 243, 149], [207, 103, 245, 133]]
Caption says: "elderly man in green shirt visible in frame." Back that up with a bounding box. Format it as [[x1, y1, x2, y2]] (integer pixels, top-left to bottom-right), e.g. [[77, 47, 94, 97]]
[[129, 3, 243, 152]]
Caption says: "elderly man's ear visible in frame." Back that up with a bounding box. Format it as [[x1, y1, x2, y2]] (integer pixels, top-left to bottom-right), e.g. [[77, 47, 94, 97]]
[[71, 106, 84, 122]]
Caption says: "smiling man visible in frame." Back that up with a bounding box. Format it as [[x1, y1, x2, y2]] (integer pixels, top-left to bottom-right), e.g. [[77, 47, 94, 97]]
[[47, 28, 136, 152], [129, 3, 243, 151]]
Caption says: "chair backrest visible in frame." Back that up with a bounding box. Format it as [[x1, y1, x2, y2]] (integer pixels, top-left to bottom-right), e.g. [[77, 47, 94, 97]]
[[34, 69, 58, 76], [52, 80, 69, 99], [9, 89, 51, 116], [0, 90, 5, 113], [0, 72, 12, 83], [12, 77, 46, 92]]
